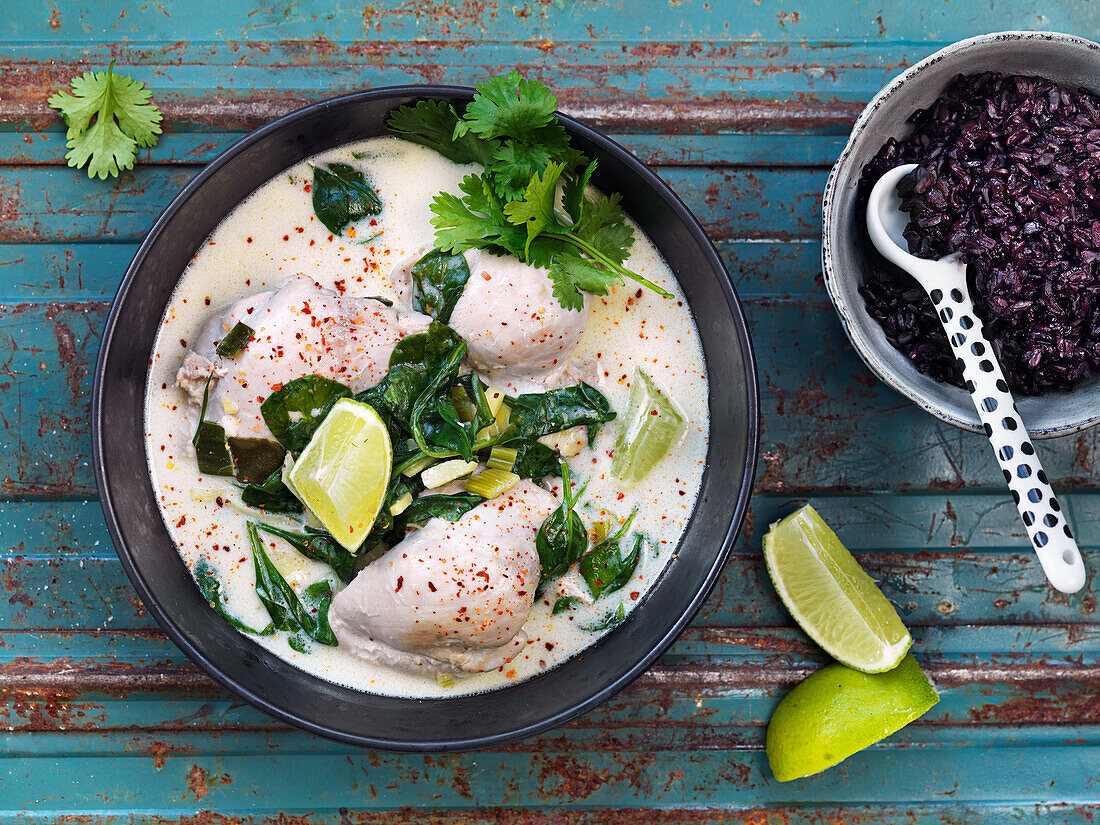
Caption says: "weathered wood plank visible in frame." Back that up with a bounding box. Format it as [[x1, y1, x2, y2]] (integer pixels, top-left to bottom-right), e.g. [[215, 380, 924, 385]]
[[6, 1, 1097, 45], [1, 807, 1093, 825], [2, 728, 1099, 810], [0, 166, 828, 242]]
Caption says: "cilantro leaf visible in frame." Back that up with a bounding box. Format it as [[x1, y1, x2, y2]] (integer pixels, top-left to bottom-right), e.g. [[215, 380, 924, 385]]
[[458, 70, 558, 141], [503, 161, 568, 253], [572, 192, 635, 266], [47, 62, 162, 180], [386, 99, 497, 167], [388, 70, 673, 308]]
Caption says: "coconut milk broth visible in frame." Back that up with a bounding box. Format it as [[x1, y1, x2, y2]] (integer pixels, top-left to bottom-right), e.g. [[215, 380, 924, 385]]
[[144, 137, 709, 698]]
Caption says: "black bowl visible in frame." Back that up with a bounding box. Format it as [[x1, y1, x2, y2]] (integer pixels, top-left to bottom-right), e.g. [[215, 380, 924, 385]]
[[92, 86, 759, 751]]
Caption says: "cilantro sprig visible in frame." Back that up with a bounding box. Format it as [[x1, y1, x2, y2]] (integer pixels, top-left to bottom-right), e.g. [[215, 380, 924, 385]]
[[48, 62, 163, 180], [387, 71, 672, 310]]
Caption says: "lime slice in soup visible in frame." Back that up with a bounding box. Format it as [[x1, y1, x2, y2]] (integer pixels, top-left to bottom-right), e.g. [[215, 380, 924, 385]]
[[288, 398, 392, 550], [611, 368, 686, 485], [763, 504, 911, 673]]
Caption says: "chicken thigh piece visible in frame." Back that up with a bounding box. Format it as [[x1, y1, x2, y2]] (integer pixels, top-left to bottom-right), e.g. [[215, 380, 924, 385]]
[[329, 480, 558, 677], [175, 275, 431, 439], [448, 250, 589, 390]]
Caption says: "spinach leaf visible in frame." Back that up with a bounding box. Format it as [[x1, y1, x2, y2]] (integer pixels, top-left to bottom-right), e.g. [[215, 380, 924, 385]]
[[410, 248, 471, 324], [311, 162, 382, 236], [414, 387, 474, 460], [511, 438, 560, 481], [535, 462, 587, 594], [260, 375, 351, 453], [579, 511, 640, 600], [402, 325, 471, 459], [398, 493, 483, 526], [192, 372, 234, 476], [508, 383, 615, 441], [257, 522, 358, 583], [358, 322, 466, 431], [580, 602, 625, 632], [248, 522, 338, 646], [227, 437, 286, 484], [551, 595, 578, 615], [240, 468, 302, 514], [215, 321, 253, 357], [194, 559, 274, 636]]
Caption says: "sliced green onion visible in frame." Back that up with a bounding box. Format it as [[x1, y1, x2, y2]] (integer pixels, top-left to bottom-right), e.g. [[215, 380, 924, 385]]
[[465, 468, 520, 499], [215, 321, 254, 357], [437, 673, 455, 688], [421, 459, 478, 489], [389, 492, 413, 516], [487, 446, 518, 472], [400, 454, 437, 478]]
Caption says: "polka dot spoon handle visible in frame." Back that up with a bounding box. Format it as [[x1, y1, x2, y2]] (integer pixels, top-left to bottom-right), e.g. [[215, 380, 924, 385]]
[[868, 164, 1086, 594]]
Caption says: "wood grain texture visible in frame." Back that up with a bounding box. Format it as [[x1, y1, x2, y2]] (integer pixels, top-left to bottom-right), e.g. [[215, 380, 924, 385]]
[[3, 0, 1100, 818]]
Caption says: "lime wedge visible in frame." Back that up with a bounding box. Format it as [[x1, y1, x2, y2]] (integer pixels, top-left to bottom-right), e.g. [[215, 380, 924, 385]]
[[288, 398, 391, 550], [764, 504, 911, 673], [611, 368, 686, 485], [766, 653, 938, 781]]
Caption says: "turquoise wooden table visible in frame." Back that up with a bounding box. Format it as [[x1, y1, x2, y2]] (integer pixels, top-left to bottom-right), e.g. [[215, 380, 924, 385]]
[[4, 1, 1100, 820]]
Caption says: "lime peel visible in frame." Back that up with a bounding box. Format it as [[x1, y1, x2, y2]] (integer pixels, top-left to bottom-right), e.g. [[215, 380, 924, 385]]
[[766, 653, 939, 782]]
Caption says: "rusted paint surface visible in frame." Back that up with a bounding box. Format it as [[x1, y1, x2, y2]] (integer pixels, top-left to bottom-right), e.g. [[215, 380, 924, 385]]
[[3, 5, 1100, 816]]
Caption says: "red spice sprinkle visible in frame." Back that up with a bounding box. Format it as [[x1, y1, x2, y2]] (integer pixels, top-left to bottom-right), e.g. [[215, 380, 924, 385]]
[[246, 237, 253, 243], [283, 234, 290, 241], [395, 576, 404, 592], [428, 582, 437, 592], [270, 382, 284, 392]]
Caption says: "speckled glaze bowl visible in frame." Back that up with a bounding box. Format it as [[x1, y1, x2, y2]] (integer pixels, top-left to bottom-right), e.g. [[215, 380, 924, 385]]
[[91, 86, 759, 751], [822, 30, 1100, 438]]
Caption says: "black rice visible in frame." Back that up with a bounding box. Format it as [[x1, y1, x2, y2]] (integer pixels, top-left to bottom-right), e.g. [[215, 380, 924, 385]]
[[858, 72, 1100, 396]]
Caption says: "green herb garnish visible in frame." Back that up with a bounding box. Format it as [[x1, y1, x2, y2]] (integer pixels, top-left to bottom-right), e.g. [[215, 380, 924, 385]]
[[257, 522, 359, 583], [311, 162, 382, 236], [580, 602, 626, 632], [386, 70, 673, 310], [194, 559, 274, 636], [508, 383, 616, 441], [535, 462, 588, 594], [240, 468, 302, 514], [260, 375, 352, 453], [552, 595, 578, 615], [409, 248, 472, 324], [47, 62, 163, 180], [579, 510, 641, 600], [216, 322, 254, 358], [248, 522, 337, 646]]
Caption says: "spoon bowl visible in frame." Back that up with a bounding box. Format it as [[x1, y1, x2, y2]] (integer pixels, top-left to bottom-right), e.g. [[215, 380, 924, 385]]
[[866, 166, 1086, 595]]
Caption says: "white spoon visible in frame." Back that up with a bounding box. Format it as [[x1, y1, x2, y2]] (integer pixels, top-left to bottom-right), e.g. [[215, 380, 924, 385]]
[[866, 163, 1086, 595]]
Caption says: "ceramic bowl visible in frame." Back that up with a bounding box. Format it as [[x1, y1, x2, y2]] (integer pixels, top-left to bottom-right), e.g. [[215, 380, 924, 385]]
[[822, 30, 1100, 437], [91, 86, 759, 751]]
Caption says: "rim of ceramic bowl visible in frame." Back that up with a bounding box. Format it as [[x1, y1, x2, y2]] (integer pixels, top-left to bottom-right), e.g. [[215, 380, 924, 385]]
[[822, 30, 1100, 438], [91, 84, 760, 750]]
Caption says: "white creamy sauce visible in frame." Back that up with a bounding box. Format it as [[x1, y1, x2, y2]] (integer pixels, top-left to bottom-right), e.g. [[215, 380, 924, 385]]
[[144, 137, 709, 698]]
